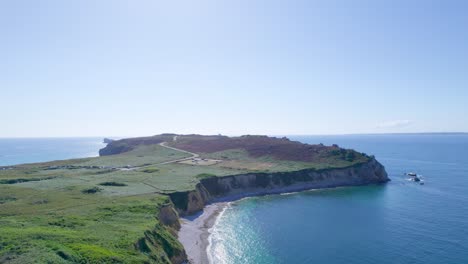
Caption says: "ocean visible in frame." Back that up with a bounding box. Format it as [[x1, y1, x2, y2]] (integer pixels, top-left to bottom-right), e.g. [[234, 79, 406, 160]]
[[208, 134, 468, 264], [0, 138, 105, 166]]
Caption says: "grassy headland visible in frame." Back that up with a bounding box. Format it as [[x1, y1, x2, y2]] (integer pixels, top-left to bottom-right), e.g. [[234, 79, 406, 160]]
[[0, 134, 371, 263]]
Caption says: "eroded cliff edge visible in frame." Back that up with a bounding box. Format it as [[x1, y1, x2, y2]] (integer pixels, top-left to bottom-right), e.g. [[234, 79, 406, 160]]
[[169, 157, 388, 216]]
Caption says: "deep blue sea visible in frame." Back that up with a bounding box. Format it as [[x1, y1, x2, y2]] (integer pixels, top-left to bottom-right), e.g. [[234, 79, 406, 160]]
[[0, 138, 105, 166], [208, 134, 468, 264]]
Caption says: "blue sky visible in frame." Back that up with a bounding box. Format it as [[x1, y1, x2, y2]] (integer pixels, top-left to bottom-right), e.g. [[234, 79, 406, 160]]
[[1, 0, 467, 137]]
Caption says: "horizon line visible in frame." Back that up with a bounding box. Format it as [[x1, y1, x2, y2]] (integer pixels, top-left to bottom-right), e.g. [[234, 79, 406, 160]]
[[1, 132, 467, 139]]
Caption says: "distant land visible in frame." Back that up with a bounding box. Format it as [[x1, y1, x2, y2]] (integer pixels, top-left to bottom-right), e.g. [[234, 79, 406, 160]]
[[0, 134, 388, 263], [0, 132, 467, 140]]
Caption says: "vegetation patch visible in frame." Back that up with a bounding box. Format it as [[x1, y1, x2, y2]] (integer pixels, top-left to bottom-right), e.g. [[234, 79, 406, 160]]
[[141, 167, 160, 173], [93, 169, 115, 175], [81, 187, 102, 194], [196, 173, 216, 179], [0, 176, 56, 184], [98, 181, 127, 187], [331, 148, 360, 162], [0, 196, 17, 204], [56, 249, 80, 262], [31, 199, 48, 205], [48, 217, 85, 228], [172, 135, 366, 163], [69, 243, 122, 262], [0, 188, 181, 263]]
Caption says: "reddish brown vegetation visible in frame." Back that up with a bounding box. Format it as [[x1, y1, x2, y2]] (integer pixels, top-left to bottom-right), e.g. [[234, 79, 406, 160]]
[[172, 135, 364, 163], [99, 134, 367, 164]]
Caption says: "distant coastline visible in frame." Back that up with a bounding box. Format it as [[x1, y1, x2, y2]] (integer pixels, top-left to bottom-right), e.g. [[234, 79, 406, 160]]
[[0, 137, 105, 166]]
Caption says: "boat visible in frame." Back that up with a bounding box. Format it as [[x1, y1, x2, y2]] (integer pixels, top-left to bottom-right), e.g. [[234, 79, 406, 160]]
[[405, 172, 425, 185]]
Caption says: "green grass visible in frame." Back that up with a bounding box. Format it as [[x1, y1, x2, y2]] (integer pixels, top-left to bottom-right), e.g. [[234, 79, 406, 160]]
[[201, 148, 367, 172], [0, 143, 235, 262], [0, 142, 369, 198], [76, 144, 191, 167], [196, 173, 216, 179], [0, 185, 181, 263], [140, 166, 160, 173]]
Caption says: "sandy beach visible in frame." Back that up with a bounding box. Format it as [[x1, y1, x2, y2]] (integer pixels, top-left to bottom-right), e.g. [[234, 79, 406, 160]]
[[178, 202, 227, 264]]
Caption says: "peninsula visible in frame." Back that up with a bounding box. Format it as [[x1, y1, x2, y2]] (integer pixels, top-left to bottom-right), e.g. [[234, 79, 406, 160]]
[[0, 134, 388, 263]]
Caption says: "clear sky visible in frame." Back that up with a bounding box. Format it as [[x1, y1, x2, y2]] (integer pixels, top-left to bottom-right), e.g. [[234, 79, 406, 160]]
[[1, 0, 468, 137]]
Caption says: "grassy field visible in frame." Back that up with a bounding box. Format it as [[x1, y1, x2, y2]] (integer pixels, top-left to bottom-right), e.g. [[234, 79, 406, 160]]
[[201, 148, 367, 172], [0, 143, 194, 263], [0, 185, 182, 263], [0, 135, 370, 263], [77, 145, 191, 167]]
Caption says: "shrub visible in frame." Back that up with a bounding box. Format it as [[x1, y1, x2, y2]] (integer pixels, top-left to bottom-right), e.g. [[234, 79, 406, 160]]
[[0, 196, 17, 204], [196, 173, 216, 179], [81, 187, 102, 194], [99, 182, 127, 187], [141, 167, 159, 173], [345, 151, 356, 162]]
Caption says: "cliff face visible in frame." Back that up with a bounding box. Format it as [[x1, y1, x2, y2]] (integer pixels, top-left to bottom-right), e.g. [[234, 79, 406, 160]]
[[135, 203, 187, 264], [169, 158, 388, 215], [159, 204, 181, 230]]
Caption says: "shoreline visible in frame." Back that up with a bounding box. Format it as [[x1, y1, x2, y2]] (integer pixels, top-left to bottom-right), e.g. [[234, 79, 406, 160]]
[[178, 202, 228, 264], [175, 158, 388, 263], [177, 189, 329, 264], [176, 183, 387, 264]]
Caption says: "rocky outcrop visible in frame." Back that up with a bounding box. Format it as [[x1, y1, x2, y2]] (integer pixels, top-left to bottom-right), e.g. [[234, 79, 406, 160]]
[[169, 184, 212, 216], [169, 158, 388, 216], [103, 138, 114, 144], [159, 203, 181, 230], [135, 227, 187, 264], [135, 203, 187, 264]]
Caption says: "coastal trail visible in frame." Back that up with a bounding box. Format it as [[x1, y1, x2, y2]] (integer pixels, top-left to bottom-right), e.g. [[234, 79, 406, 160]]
[[122, 139, 200, 171], [157, 142, 200, 165], [136, 139, 200, 192]]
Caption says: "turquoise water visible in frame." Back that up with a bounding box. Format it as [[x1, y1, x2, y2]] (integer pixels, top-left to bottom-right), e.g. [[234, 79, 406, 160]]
[[209, 134, 468, 264], [0, 138, 105, 166]]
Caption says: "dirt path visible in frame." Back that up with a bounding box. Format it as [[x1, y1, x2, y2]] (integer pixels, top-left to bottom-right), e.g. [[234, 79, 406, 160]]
[[120, 141, 199, 172], [137, 141, 200, 192], [157, 142, 199, 164]]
